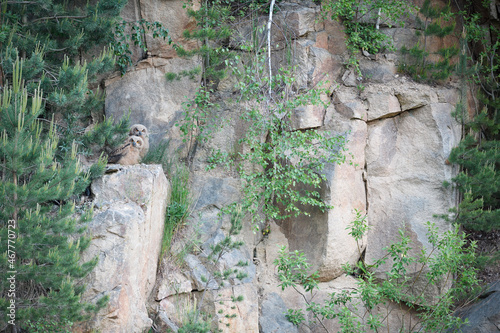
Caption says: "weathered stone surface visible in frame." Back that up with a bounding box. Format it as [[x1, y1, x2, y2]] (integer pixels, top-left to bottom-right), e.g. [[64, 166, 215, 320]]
[[365, 88, 401, 121], [139, 0, 199, 58], [279, 6, 318, 37], [323, 18, 348, 55], [456, 281, 500, 333], [184, 254, 219, 290], [78, 165, 170, 333], [156, 271, 193, 300], [359, 57, 398, 83], [191, 176, 241, 211], [281, 109, 367, 281], [381, 27, 419, 51], [365, 103, 461, 276], [395, 86, 439, 111], [214, 284, 259, 333], [291, 39, 343, 90], [291, 104, 325, 129], [332, 88, 368, 120], [105, 56, 201, 152], [229, 5, 318, 50], [99, 1, 467, 331], [159, 292, 201, 328], [260, 293, 298, 333]]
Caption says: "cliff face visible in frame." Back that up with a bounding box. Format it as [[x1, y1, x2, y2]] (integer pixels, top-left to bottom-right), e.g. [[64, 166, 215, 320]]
[[87, 0, 466, 332]]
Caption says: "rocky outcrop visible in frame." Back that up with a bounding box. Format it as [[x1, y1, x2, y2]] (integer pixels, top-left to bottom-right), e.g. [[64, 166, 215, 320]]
[[94, 0, 468, 332], [76, 165, 170, 333]]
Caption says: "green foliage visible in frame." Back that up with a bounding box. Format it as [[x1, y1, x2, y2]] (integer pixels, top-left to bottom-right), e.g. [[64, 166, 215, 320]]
[[275, 219, 480, 332], [178, 311, 211, 333], [161, 163, 191, 260], [178, 86, 223, 145], [275, 249, 320, 293], [171, 0, 242, 148], [442, 1, 500, 233], [175, 0, 237, 83], [81, 113, 131, 159], [399, 0, 458, 82], [141, 139, 171, 168], [112, 19, 172, 75], [231, 61, 348, 228], [0, 60, 103, 331], [173, 1, 350, 229], [322, 0, 415, 75], [25, 318, 73, 333], [0, 0, 129, 154], [446, 134, 500, 231]]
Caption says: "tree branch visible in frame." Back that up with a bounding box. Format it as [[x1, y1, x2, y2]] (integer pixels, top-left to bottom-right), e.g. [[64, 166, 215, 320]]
[[30, 15, 87, 24]]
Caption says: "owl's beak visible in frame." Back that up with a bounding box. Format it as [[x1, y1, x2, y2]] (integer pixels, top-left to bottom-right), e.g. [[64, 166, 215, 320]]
[[132, 142, 136, 147]]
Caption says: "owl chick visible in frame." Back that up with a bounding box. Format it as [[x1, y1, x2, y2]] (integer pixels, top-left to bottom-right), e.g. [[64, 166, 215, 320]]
[[129, 124, 149, 158], [108, 136, 144, 165]]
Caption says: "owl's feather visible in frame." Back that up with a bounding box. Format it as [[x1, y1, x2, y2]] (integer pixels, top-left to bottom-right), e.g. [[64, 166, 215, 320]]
[[108, 136, 144, 165]]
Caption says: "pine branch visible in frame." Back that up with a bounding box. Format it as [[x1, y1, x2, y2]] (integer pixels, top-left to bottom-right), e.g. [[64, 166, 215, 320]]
[[30, 15, 87, 24]]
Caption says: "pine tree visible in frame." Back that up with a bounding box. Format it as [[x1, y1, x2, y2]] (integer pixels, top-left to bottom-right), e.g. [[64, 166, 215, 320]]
[[0, 0, 130, 156], [0, 60, 106, 331], [443, 1, 500, 233]]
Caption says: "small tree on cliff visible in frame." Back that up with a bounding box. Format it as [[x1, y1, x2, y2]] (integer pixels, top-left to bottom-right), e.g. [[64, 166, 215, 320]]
[[0, 60, 106, 332]]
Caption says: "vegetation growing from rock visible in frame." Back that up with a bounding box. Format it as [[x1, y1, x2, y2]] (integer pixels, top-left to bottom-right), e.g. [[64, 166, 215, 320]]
[[113, 19, 172, 75], [322, 0, 415, 75], [399, 0, 458, 82], [175, 1, 349, 230], [179, 205, 248, 332], [276, 212, 480, 332]]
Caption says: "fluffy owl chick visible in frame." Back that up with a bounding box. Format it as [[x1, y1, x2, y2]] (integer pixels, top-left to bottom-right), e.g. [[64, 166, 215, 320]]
[[129, 124, 149, 158], [108, 136, 144, 165]]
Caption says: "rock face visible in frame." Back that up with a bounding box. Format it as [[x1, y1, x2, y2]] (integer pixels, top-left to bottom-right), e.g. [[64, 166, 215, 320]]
[[93, 0, 469, 332], [456, 281, 500, 333], [77, 165, 170, 333], [105, 0, 202, 154], [365, 83, 461, 273]]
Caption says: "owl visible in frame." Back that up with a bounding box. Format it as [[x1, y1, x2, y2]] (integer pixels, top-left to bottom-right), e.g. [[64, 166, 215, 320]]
[[129, 124, 149, 158], [108, 136, 144, 165]]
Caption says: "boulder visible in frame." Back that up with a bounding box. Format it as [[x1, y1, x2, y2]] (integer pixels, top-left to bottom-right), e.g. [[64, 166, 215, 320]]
[[76, 164, 170, 333]]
